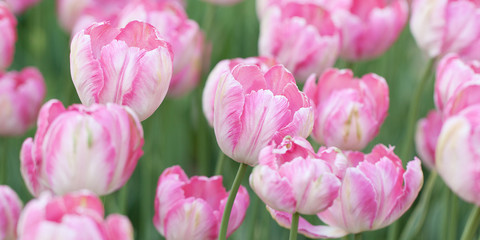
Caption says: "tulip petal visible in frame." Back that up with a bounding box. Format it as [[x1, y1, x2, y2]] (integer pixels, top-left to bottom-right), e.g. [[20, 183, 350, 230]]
[[267, 207, 348, 238]]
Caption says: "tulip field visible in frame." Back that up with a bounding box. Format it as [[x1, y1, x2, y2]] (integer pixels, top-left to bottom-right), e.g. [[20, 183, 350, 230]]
[[2, 0, 480, 239]]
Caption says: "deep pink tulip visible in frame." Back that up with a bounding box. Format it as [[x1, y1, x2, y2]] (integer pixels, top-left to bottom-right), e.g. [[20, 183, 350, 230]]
[[415, 110, 443, 169], [258, 2, 340, 82], [202, 57, 277, 126], [268, 145, 423, 238], [70, 21, 173, 121], [117, 1, 205, 97], [411, 0, 480, 60], [436, 105, 480, 205], [332, 0, 408, 61], [3, 0, 40, 14], [0, 67, 46, 136], [154, 166, 249, 240], [250, 136, 341, 215], [17, 191, 133, 240], [0, 185, 22, 240], [0, 3, 16, 70], [20, 99, 144, 197], [213, 64, 314, 166], [304, 68, 389, 150], [435, 54, 480, 117]]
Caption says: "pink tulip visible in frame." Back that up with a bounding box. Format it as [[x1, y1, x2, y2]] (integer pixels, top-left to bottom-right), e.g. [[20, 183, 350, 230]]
[[256, 0, 351, 19], [20, 99, 144, 197], [258, 2, 340, 82], [213, 64, 314, 166], [202, 57, 277, 126], [268, 145, 423, 238], [303, 68, 389, 150], [435, 54, 480, 116], [0, 3, 16, 70], [332, 0, 408, 61], [436, 105, 480, 205], [154, 166, 249, 240], [17, 191, 133, 240], [411, 0, 480, 60], [0, 185, 22, 240], [249, 136, 341, 215], [415, 110, 443, 169], [3, 0, 40, 14], [117, 1, 205, 97], [70, 21, 173, 121], [0, 67, 46, 136]]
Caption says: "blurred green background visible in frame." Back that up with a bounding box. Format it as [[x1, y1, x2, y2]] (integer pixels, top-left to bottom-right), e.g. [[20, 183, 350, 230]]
[[1, 0, 475, 239]]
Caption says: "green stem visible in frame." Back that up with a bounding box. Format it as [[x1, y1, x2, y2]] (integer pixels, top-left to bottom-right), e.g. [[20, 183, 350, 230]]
[[289, 212, 300, 240], [345, 61, 355, 71], [218, 163, 248, 240], [118, 182, 129, 215], [1, 138, 7, 184], [202, 3, 216, 40], [399, 58, 436, 162], [448, 189, 459, 240], [460, 206, 480, 240], [214, 151, 225, 175], [399, 171, 438, 240], [354, 233, 362, 240]]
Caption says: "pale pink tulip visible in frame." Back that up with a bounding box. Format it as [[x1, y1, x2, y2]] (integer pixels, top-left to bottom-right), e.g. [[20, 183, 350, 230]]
[[117, 1, 205, 97], [436, 105, 480, 205], [70, 21, 173, 121], [0, 67, 46, 136], [415, 110, 443, 169], [0, 3, 16, 70], [332, 0, 408, 61], [202, 57, 277, 126], [214, 64, 314, 166], [268, 145, 423, 238], [256, 0, 351, 19], [154, 166, 249, 240], [0, 185, 22, 240], [304, 68, 389, 150], [250, 136, 341, 215], [258, 2, 340, 82], [20, 99, 144, 197], [2, 0, 40, 14], [435, 54, 480, 116], [17, 191, 133, 240], [411, 0, 480, 60]]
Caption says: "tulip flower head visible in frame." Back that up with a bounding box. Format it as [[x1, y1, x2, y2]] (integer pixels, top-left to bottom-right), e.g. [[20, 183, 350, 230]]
[[435, 54, 480, 117], [304, 68, 389, 150], [213, 64, 314, 166], [258, 2, 340, 82], [202, 57, 277, 126], [2, 0, 41, 14], [0, 3, 16, 70], [0, 185, 22, 240], [250, 136, 341, 215], [268, 145, 423, 238], [117, 1, 205, 97], [332, 0, 408, 61], [154, 166, 249, 240], [17, 191, 133, 240], [415, 109, 443, 169], [20, 99, 144, 197], [0, 67, 46, 136], [436, 105, 480, 205], [70, 21, 173, 121], [411, 0, 480, 60]]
